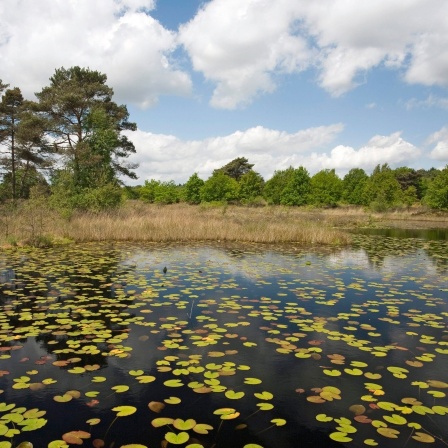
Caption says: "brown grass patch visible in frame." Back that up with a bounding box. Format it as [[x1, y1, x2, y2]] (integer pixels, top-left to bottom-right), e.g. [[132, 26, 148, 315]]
[[1, 201, 447, 247]]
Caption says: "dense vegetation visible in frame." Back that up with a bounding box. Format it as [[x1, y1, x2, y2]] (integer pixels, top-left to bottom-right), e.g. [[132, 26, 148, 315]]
[[1, 68, 448, 214]]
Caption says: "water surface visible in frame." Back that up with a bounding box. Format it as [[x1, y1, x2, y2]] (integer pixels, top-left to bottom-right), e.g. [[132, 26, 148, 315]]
[[0, 237, 447, 448]]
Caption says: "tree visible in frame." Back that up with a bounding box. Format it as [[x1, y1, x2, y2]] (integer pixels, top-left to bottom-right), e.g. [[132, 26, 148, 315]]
[[184, 173, 204, 204], [264, 167, 295, 205], [362, 164, 403, 210], [424, 166, 448, 210], [0, 87, 50, 201], [35, 66, 137, 191], [342, 168, 368, 205], [309, 169, 342, 207], [213, 157, 254, 181], [280, 166, 311, 206], [200, 171, 239, 202], [394, 167, 421, 203], [238, 170, 264, 202]]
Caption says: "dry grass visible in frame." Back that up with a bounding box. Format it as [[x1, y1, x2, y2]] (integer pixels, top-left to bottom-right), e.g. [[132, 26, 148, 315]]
[[1, 201, 447, 247], [0, 202, 351, 246]]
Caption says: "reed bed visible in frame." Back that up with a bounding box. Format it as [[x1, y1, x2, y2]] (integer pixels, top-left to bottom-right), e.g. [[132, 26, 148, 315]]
[[66, 203, 351, 245], [0, 202, 351, 246], [2, 201, 447, 247]]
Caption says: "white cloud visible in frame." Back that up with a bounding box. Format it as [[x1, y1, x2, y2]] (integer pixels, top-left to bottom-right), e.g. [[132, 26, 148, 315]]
[[179, 0, 311, 108], [308, 132, 421, 174], [125, 124, 344, 183], [179, 0, 448, 104], [427, 126, 448, 161], [405, 94, 448, 110], [0, 0, 191, 106]]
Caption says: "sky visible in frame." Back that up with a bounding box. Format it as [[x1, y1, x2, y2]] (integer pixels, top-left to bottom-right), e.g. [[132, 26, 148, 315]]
[[1, 0, 448, 185]]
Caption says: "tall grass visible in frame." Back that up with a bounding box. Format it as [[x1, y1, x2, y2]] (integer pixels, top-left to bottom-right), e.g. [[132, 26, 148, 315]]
[[0, 202, 352, 246], [2, 201, 447, 248]]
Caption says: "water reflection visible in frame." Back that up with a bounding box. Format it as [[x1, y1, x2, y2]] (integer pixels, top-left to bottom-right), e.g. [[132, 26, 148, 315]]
[[0, 237, 447, 448]]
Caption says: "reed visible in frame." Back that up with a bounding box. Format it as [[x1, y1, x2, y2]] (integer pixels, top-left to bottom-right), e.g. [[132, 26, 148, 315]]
[[1, 201, 447, 248], [0, 202, 351, 246]]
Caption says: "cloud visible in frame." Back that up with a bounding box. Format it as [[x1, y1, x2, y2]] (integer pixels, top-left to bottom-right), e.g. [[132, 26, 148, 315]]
[[124, 124, 344, 183], [308, 132, 421, 174], [405, 94, 448, 110], [179, 0, 448, 104], [427, 126, 448, 161], [0, 0, 191, 106], [179, 0, 311, 108]]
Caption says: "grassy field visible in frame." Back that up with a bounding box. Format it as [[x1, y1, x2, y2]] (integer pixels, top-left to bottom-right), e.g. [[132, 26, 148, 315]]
[[1, 201, 447, 247]]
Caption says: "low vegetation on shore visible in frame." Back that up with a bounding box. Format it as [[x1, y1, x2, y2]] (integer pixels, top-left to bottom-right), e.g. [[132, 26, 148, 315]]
[[1, 200, 447, 248]]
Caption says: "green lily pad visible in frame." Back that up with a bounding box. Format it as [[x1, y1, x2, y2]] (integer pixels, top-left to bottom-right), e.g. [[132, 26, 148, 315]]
[[165, 432, 190, 445]]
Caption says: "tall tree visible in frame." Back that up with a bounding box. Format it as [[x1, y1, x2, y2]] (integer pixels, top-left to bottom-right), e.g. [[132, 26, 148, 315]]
[[35, 66, 137, 190], [0, 87, 52, 201], [213, 157, 254, 181], [0, 87, 22, 200]]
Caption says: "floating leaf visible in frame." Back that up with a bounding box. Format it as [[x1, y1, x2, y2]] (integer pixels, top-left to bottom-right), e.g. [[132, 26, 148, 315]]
[[164, 397, 181, 404], [257, 403, 274, 411], [193, 423, 213, 434], [244, 378, 262, 385], [323, 369, 341, 377], [412, 432, 435, 443], [173, 419, 196, 430], [152, 418, 174, 428], [225, 390, 245, 399], [377, 427, 400, 438], [329, 432, 352, 442], [164, 379, 183, 388], [148, 402, 165, 413], [165, 432, 189, 445], [427, 380, 448, 389], [270, 418, 286, 426], [47, 442, 68, 448], [112, 406, 137, 417], [254, 391, 273, 400], [62, 431, 91, 445], [111, 385, 129, 393], [316, 414, 333, 422]]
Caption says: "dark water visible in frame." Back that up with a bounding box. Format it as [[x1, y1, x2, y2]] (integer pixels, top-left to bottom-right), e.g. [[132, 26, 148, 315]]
[[356, 227, 448, 240], [0, 237, 447, 448]]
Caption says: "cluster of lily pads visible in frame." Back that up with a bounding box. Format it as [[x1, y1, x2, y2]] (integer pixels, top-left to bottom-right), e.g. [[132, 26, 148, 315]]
[[0, 235, 446, 447]]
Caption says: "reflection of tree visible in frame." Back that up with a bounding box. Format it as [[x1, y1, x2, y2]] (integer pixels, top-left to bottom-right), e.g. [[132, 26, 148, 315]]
[[424, 241, 448, 273]]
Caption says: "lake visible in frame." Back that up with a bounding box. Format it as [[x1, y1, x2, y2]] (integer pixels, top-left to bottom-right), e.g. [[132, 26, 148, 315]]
[[0, 235, 447, 448]]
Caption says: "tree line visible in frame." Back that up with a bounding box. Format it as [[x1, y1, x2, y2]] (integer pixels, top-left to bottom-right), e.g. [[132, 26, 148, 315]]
[[1, 67, 448, 212], [132, 157, 448, 211]]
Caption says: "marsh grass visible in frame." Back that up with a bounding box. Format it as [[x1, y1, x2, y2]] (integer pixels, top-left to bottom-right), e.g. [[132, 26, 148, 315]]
[[1, 201, 447, 247]]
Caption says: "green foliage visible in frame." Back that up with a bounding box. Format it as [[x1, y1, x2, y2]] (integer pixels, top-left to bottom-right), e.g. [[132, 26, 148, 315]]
[[309, 169, 342, 207], [342, 168, 368, 205], [139, 179, 160, 203], [238, 170, 265, 202], [154, 181, 180, 204], [0, 87, 50, 201], [35, 66, 137, 191], [394, 167, 421, 200], [138, 179, 179, 204], [424, 166, 448, 210], [363, 164, 403, 210], [280, 166, 311, 206], [264, 167, 295, 205], [184, 173, 205, 204], [50, 170, 122, 214], [213, 157, 254, 180], [200, 171, 239, 202]]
